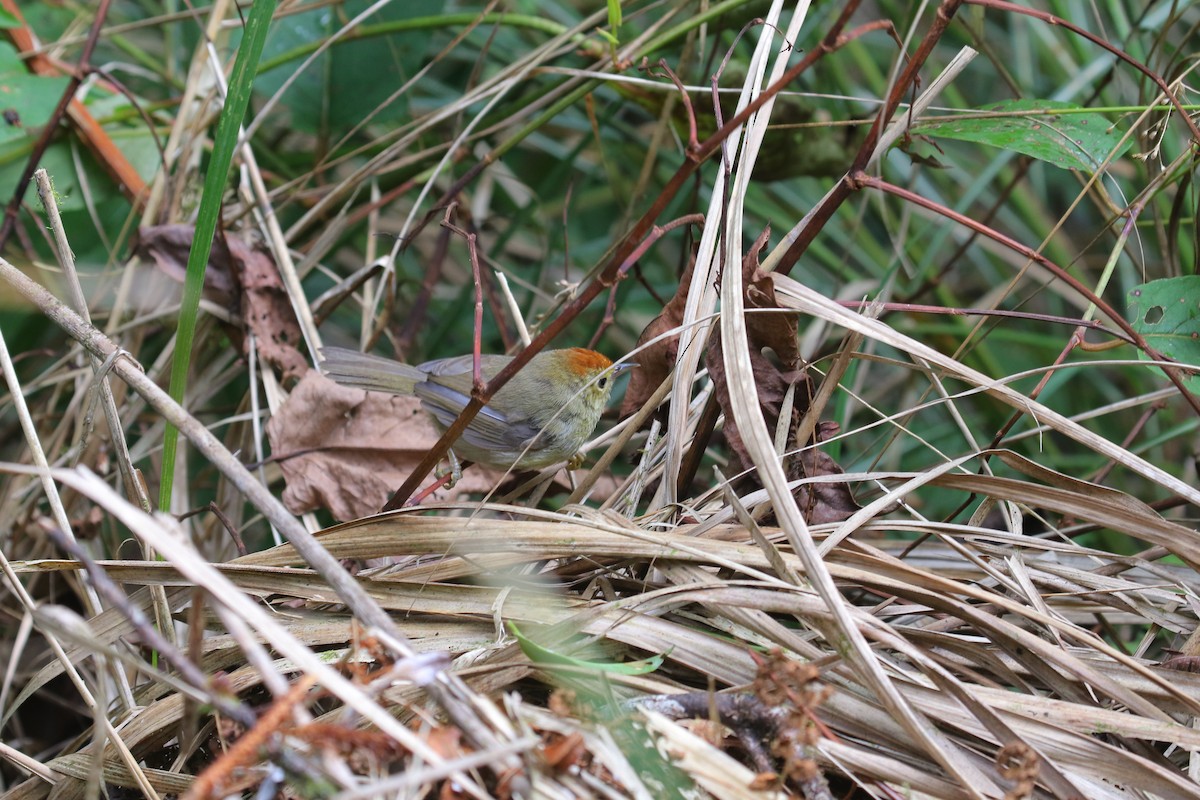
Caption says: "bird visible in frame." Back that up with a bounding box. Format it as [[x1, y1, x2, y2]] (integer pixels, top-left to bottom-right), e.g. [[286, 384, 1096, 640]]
[[319, 346, 632, 471]]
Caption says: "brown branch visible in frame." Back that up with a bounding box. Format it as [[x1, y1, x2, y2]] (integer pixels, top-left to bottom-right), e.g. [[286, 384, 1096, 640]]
[[441, 206, 487, 394], [774, 0, 966, 275], [396, 224, 451, 359], [385, 11, 879, 506], [590, 214, 705, 349], [388, 214, 703, 506]]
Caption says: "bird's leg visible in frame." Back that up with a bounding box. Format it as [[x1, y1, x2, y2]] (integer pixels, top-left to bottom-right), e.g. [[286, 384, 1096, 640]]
[[406, 456, 476, 507], [565, 452, 586, 471], [434, 448, 464, 488]]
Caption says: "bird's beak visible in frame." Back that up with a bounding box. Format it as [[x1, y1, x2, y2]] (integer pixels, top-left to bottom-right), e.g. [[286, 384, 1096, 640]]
[[613, 362, 637, 375]]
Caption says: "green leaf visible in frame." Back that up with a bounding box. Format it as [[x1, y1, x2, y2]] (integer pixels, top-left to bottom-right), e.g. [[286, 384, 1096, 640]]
[[606, 0, 622, 29], [509, 623, 665, 675], [0, 42, 71, 149], [1127, 276, 1200, 391], [0, 11, 20, 29], [0, 41, 157, 216], [160, 0, 277, 510], [911, 99, 1131, 172], [594, 28, 619, 47]]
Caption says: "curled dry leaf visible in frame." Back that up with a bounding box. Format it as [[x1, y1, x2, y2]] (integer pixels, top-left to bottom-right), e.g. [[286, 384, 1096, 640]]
[[619, 249, 695, 417], [266, 371, 508, 520], [790, 421, 861, 525], [741, 229, 801, 370], [232, 240, 309, 384], [706, 330, 809, 474], [132, 223, 237, 305], [134, 224, 308, 383], [706, 228, 860, 524], [620, 226, 860, 523]]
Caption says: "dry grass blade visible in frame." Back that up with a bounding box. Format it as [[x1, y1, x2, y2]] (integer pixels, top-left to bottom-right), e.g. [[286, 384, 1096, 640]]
[[4, 2, 1200, 798]]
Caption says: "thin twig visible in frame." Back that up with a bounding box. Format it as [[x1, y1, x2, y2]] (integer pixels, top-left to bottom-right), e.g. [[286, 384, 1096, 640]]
[[39, 521, 255, 727], [0, 253, 518, 783], [774, 0, 966, 275]]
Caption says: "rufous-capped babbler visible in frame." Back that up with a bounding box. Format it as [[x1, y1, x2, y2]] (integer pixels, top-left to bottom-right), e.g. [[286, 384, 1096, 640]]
[[320, 347, 632, 470]]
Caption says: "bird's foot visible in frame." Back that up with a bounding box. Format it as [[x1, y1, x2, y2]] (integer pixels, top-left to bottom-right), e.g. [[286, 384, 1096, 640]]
[[434, 449, 464, 488]]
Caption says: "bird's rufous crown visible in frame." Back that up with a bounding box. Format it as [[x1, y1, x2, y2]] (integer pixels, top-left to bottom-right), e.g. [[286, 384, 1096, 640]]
[[562, 348, 614, 375]]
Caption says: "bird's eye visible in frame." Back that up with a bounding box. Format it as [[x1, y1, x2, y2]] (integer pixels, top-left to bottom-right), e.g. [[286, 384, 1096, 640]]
[[597, 376, 608, 389]]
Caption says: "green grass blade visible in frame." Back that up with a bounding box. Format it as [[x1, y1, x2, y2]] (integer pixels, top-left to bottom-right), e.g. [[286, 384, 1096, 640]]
[[159, 0, 276, 511]]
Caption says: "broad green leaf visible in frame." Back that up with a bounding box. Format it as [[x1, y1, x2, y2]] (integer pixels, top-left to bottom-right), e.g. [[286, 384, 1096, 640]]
[[0, 41, 159, 213], [0, 42, 71, 149], [0, 11, 19, 29], [912, 99, 1131, 172], [1128, 276, 1200, 391]]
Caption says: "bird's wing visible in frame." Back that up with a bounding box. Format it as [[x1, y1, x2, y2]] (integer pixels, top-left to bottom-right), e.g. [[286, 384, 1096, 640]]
[[416, 354, 512, 380], [414, 381, 539, 452]]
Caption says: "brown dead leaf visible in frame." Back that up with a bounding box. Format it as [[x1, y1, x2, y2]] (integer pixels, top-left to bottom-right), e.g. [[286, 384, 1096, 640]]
[[743, 230, 801, 369], [229, 239, 308, 383], [706, 228, 860, 524], [266, 371, 509, 520], [706, 330, 809, 478], [134, 224, 308, 384], [789, 421, 860, 525], [133, 224, 237, 304], [1161, 656, 1200, 673], [621, 227, 860, 523]]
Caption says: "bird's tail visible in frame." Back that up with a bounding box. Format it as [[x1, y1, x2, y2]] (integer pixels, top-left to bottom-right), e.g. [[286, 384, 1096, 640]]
[[319, 347, 425, 395]]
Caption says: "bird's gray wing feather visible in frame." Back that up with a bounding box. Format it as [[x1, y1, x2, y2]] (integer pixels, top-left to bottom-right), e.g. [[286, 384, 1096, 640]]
[[415, 382, 539, 452], [417, 354, 513, 379]]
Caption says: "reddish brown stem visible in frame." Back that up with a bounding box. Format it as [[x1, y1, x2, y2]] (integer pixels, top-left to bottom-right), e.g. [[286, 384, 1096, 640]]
[[1090, 401, 1165, 487], [441, 207, 487, 394], [324, 177, 420, 250], [982, 203, 1146, 450], [854, 172, 1200, 418], [389, 215, 703, 506], [590, 214, 705, 348], [775, 0, 965, 275], [649, 57, 699, 151], [989, 328, 1082, 452], [397, 223, 452, 359]]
